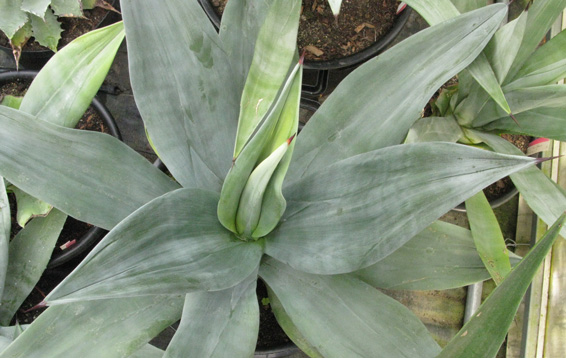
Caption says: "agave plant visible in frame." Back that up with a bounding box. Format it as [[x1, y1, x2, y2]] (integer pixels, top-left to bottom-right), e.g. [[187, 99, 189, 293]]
[[0, 1, 562, 357], [404, 0, 566, 283]]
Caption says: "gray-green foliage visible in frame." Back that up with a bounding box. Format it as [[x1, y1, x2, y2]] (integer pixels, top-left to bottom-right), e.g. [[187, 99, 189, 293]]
[[0, 1, 561, 357], [0, 21, 124, 327], [406, 0, 566, 266]]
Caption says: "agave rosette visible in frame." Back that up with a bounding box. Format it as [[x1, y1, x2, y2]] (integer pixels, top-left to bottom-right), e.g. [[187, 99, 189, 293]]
[[0, 1, 558, 357]]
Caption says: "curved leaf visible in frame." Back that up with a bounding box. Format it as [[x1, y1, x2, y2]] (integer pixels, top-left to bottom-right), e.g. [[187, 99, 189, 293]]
[[352, 220, 520, 291], [0, 106, 180, 230], [403, 0, 459, 25], [0, 209, 66, 325], [0, 296, 184, 358], [260, 257, 441, 358], [505, 28, 566, 91], [466, 191, 512, 285], [288, 4, 507, 181], [46, 189, 263, 304], [11, 186, 51, 227], [504, 0, 566, 83], [473, 85, 566, 127], [122, 0, 238, 190], [233, 0, 300, 157], [484, 11, 528, 85], [268, 142, 535, 275], [219, 0, 271, 93], [20, 21, 125, 128], [164, 273, 259, 358], [438, 213, 566, 358], [482, 107, 566, 142]]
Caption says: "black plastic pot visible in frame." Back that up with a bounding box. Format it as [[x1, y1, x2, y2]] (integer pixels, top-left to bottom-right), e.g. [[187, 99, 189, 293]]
[[197, 0, 411, 71], [0, 0, 120, 70], [0, 70, 122, 268]]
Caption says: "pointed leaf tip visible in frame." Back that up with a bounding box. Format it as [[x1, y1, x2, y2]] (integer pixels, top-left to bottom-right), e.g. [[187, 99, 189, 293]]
[[535, 155, 563, 165], [287, 134, 296, 144], [509, 113, 521, 127]]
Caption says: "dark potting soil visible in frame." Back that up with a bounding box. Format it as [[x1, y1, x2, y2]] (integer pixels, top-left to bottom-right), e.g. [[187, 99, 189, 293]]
[[0, 5, 114, 53], [210, 0, 400, 62], [256, 279, 292, 350]]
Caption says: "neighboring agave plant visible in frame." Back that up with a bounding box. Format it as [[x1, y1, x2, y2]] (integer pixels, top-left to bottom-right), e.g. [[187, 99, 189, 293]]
[[404, 0, 566, 283], [0, 1, 563, 357], [0, 0, 116, 63]]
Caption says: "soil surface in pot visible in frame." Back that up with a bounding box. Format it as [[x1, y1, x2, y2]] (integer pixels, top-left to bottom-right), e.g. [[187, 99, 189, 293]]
[[210, 0, 400, 62], [0, 5, 115, 53]]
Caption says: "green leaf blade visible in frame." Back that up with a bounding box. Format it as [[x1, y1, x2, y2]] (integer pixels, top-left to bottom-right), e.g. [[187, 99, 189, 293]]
[[29, 9, 61, 52], [45, 189, 264, 304], [465, 191, 512, 285], [260, 257, 441, 358], [268, 142, 535, 275], [164, 274, 259, 358], [20, 21, 125, 128], [352, 220, 520, 291], [0, 296, 184, 358], [0, 106, 180, 231], [0, 0, 28, 39], [233, 0, 301, 157], [0, 209, 66, 325], [122, 0, 238, 190]]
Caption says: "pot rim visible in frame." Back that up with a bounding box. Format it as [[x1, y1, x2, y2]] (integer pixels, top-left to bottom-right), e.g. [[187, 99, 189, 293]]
[[197, 0, 411, 71]]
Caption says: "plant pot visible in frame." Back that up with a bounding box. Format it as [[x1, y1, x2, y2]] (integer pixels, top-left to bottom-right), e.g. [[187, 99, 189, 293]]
[[198, 0, 411, 71], [0, 0, 120, 70], [0, 70, 122, 268]]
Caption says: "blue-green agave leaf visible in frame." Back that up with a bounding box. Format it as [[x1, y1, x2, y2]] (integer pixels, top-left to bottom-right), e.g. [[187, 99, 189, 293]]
[[352, 220, 521, 291], [505, 28, 566, 91], [482, 107, 566, 142], [267, 142, 535, 275], [0, 209, 66, 325], [46, 189, 263, 304], [0, 179, 9, 305], [20, 21, 125, 128], [466, 191, 512, 285], [122, 0, 238, 190], [0, 296, 184, 358], [260, 257, 441, 358], [0, 106, 180, 231], [164, 273, 259, 358]]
